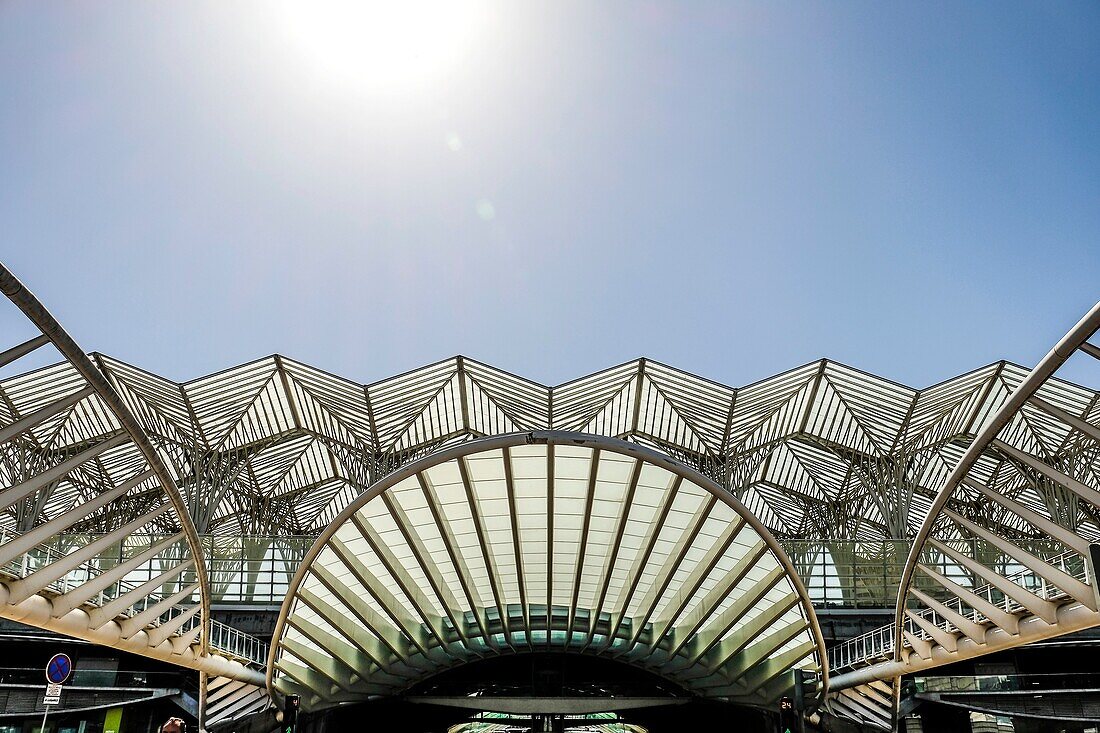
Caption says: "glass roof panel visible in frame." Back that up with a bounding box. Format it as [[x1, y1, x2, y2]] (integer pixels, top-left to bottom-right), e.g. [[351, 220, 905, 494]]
[[273, 433, 823, 710]]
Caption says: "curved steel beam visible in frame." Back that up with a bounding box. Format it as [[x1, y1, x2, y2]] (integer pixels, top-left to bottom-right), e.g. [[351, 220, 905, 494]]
[[892, 301, 1100, 660], [266, 430, 829, 709], [0, 263, 214, 654], [824, 302, 1100, 731]]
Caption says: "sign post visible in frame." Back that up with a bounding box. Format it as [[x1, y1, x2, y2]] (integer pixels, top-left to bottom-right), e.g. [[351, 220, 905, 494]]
[[282, 694, 300, 733], [41, 653, 73, 733], [778, 696, 795, 733]]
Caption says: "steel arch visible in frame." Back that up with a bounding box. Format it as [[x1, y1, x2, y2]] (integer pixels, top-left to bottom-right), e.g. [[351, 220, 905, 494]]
[[825, 301, 1100, 729], [0, 263, 261, 684], [267, 431, 829, 712]]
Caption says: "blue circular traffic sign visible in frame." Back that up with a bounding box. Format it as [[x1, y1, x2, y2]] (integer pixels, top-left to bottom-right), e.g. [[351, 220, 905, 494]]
[[46, 653, 72, 684]]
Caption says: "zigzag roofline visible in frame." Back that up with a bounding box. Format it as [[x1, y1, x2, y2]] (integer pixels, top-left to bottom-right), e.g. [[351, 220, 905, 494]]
[[3, 350, 1097, 539]]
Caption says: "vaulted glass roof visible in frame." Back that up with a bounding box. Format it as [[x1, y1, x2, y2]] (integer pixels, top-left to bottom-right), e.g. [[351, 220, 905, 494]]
[[270, 433, 824, 711]]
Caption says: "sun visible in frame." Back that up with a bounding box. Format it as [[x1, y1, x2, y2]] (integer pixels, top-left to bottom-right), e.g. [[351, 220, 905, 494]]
[[277, 0, 491, 92]]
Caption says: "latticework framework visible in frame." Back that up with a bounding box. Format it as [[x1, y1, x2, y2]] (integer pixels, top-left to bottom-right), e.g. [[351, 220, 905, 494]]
[[825, 303, 1100, 730], [1, 255, 1098, 733], [0, 265, 263, 690], [6, 353, 1098, 545]]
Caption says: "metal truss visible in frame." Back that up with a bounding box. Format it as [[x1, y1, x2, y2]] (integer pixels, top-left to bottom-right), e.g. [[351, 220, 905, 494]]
[[10, 349, 1091, 548], [268, 432, 826, 712], [825, 301, 1100, 730], [0, 265, 263, 692], [3, 257, 1099, 732], [203, 676, 272, 729]]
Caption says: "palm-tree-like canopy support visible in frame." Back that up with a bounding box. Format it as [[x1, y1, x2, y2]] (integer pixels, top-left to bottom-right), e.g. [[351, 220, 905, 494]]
[[10, 351, 1095, 547], [2, 258, 1099, 733]]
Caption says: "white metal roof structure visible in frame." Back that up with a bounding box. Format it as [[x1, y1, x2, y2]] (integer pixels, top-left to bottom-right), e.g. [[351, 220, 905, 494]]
[[1, 257, 1099, 733], [0, 265, 262, 691], [825, 302, 1100, 730], [6, 351, 1098, 548], [268, 432, 825, 711]]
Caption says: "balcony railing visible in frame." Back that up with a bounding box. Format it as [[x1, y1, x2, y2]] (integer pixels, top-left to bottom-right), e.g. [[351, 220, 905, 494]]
[[0, 529, 269, 666], [827, 547, 1088, 672], [8, 528, 1081, 675]]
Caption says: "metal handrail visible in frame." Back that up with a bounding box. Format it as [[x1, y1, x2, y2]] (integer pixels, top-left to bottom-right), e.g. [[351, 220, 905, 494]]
[[205, 617, 269, 665], [0, 528, 268, 665], [828, 548, 1087, 672]]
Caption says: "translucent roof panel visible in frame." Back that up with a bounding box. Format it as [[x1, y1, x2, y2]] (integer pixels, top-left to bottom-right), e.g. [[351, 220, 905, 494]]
[[12, 352, 1097, 541], [272, 432, 824, 712]]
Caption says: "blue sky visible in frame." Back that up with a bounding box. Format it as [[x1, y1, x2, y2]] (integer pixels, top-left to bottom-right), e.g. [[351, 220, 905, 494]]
[[1, 2, 1097, 388]]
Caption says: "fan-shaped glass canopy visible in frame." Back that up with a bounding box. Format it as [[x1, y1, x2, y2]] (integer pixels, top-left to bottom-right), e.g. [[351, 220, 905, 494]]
[[270, 432, 824, 711]]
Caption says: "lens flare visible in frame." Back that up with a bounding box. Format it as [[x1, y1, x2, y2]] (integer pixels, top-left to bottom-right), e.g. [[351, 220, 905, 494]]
[[278, 0, 491, 92]]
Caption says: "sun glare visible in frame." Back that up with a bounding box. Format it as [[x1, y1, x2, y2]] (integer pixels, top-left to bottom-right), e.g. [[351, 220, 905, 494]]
[[278, 1, 490, 92]]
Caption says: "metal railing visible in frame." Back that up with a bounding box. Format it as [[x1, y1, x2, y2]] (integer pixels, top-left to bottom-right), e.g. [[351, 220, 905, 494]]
[[828, 548, 1089, 672], [0, 529, 269, 666], [207, 617, 269, 664], [829, 622, 897, 672], [14, 528, 1083, 674], [0, 529, 200, 636], [912, 672, 1100, 694]]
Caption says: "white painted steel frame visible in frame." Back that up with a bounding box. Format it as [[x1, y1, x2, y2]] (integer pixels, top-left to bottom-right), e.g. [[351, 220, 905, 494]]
[[3, 259, 1098, 733], [0, 264, 262, 688], [54, 352, 1081, 544], [268, 431, 828, 712], [825, 301, 1100, 731], [8, 313, 1096, 645]]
